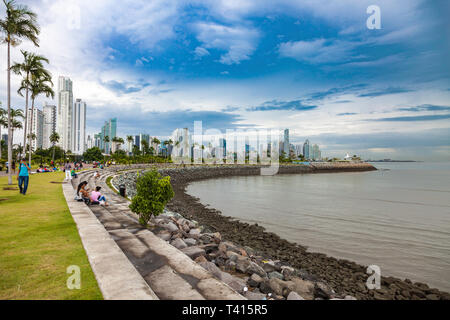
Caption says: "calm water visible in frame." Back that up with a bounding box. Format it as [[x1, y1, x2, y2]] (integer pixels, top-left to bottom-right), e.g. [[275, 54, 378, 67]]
[[187, 162, 450, 291]]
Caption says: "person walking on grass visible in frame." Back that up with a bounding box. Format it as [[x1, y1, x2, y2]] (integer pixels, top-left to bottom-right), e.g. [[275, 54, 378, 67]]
[[64, 161, 71, 180], [17, 158, 30, 195]]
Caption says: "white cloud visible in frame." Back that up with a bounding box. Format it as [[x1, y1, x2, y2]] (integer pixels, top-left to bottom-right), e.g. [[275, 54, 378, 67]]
[[279, 39, 360, 64], [194, 22, 259, 65]]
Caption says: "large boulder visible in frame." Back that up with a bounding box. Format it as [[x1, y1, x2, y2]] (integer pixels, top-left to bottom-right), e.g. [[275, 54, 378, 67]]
[[287, 291, 305, 300], [184, 238, 197, 246], [314, 281, 335, 299], [162, 221, 179, 233], [247, 273, 264, 288], [246, 261, 267, 278], [291, 278, 315, 300], [181, 246, 206, 259], [170, 238, 188, 250], [245, 291, 266, 300]]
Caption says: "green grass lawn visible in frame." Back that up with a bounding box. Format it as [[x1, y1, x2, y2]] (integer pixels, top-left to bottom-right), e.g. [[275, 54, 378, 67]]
[[0, 171, 103, 300]]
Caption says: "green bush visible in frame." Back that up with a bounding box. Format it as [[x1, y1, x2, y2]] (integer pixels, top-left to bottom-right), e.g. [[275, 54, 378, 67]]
[[129, 170, 174, 226]]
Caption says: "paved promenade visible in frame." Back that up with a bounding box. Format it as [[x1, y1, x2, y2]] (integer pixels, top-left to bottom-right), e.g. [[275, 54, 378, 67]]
[[66, 169, 244, 300]]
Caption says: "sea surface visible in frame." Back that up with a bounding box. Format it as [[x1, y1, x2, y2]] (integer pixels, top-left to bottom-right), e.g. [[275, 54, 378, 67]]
[[186, 162, 450, 292]]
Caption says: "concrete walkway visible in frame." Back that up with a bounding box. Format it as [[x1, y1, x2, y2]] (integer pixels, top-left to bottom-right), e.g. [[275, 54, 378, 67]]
[[68, 170, 244, 300], [62, 178, 158, 300]]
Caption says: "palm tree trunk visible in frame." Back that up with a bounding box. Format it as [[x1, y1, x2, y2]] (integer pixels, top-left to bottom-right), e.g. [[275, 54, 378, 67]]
[[52, 144, 56, 161], [29, 98, 34, 166], [0, 120, 2, 160], [22, 75, 29, 159], [7, 40, 13, 185]]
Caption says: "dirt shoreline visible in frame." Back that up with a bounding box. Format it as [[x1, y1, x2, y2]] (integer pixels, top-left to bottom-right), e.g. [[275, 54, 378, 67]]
[[113, 163, 450, 300]]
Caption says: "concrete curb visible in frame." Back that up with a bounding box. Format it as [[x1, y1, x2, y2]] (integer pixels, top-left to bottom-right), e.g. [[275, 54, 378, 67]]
[[62, 181, 159, 300]]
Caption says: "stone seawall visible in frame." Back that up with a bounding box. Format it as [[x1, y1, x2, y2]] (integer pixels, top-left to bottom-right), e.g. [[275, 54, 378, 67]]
[[110, 163, 450, 300]]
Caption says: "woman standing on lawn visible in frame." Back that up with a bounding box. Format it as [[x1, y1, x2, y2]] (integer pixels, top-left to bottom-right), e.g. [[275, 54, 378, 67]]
[[16, 159, 30, 195]]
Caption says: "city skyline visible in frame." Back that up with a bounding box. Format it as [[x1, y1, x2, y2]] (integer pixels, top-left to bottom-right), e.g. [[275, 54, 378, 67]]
[[0, 0, 449, 161]]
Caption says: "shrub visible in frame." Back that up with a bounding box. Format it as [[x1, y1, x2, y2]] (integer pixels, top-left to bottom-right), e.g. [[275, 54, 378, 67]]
[[129, 170, 174, 226]]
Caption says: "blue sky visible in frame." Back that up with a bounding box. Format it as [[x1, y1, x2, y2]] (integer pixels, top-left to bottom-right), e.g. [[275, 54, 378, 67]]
[[1, 0, 449, 160]]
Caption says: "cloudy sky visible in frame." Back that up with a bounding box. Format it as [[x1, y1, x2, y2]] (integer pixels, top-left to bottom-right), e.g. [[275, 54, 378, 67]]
[[1, 0, 449, 160]]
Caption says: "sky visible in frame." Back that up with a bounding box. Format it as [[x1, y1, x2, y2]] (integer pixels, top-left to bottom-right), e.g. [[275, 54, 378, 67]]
[[1, 0, 449, 160]]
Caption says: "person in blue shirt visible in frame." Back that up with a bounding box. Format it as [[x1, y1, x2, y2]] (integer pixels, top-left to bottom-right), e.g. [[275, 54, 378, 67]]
[[17, 158, 30, 195]]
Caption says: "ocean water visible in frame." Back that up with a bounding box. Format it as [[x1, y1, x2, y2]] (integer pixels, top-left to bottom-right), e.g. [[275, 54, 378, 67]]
[[186, 162, 450, 292]]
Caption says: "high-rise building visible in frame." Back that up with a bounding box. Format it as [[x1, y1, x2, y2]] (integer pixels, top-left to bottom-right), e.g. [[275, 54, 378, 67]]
[[73, 99, 86, 155], [98, 118, 117, 154], [86, 135, 94, 149], [27, 108, 44, 151], [57, 76, 73, 151], [139, 134, 150, 152], [42, 103, 56, 149], [133, 135, 140, 150], [303, 139, 310, 159], [283, 129, 290, 157]]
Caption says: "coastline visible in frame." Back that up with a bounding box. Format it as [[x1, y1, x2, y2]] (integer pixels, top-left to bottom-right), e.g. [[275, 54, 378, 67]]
[[112, 163, 450, 300]]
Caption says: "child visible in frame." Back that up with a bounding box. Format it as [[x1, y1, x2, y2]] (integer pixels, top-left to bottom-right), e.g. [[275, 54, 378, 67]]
[[90, 186, 107, 206]]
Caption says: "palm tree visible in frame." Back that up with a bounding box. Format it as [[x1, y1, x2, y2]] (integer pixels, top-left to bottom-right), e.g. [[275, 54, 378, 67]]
[[126, 135, 133, 155], [141, 139, 149, 156], [0, 0, 40, 184], [11, 50, 50, 156], [0, 103, 6, 159], [26, 132, 35, 156], [19, 71, 54, 165], [152, 137, 160, 155], [49, 132, 59, 161]]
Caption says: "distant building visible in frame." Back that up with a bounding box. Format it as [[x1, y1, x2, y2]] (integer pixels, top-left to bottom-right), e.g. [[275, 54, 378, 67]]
[[57, 76, 73, 151], [27, 108, 44, 151], [42, 103, 56, 149], [2, 134, 8, 142], [303, 139, 310, 159], [97, 118, 117, 154], [134, 135, 140, 150], [139, 134, 150, 152], [86, 135, 94, 149], [283, 129, 290, 157], [73, 99, 86, 155]]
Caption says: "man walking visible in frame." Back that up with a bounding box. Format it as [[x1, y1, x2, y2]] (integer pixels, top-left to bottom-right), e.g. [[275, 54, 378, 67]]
[[17, 159, 30, 195]]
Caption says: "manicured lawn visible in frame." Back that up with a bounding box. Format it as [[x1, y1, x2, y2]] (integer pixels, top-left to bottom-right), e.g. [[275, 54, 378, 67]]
[[0, 172, 102, 300]]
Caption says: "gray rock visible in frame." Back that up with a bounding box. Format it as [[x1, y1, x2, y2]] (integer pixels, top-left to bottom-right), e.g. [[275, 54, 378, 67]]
[[198, 261, 223, 280], [245, 291, 266, 300], [344, 295, 357, 300], [314, 281, 335, 299], [261, 278, 290, 296], [184, 238, 197, 246], [224, 276, 247, 294], [218, 241, 240, 254], [188, 228, 201, 238], [291, 278, 315, 300], [268, 271, 284, 280], [181, 246, 206, 259], [287, 292, 305, 300], [235, 257, 251, 273], [171, 238, 188, 249], [262, 261, 277, 273], [156, 231, 171, 241], [163, 221, 179, 233], [248, 273, 264, 287], [246, 262, 267, 278], [281, 266, 296, 280]]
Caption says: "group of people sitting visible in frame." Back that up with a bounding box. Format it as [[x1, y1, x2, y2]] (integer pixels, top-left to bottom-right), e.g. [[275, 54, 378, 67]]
[[75, 181, 108, 206], [36, 165, 58, 173]]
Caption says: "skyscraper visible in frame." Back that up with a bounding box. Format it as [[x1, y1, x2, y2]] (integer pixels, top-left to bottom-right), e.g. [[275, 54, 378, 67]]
[[99, 118, 117, 154], [303, 139, 310, 159], [42, 103, 56, 149], [73, 99, 86, 155], [283, 129, 290, 157], [27, 108, 44, 151], [57, 76, 73, 151]]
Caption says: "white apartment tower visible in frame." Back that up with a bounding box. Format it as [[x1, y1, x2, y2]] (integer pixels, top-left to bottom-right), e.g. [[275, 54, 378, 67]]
[[42, 103, 56, 149], [73, 99, 86, 155], [27, 108, 44, 151], [57, 76, 73, 151]]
